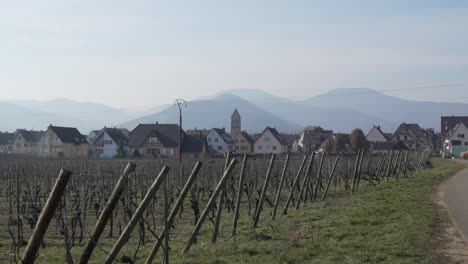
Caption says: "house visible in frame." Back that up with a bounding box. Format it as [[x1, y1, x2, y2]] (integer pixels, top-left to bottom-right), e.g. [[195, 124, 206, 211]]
[[441, 116, 468, 141], [0, 132, 14, 153], [128, 123, 211, 159], [36, 125, 89, 158], [443, 122, 468, 158], [254, 127, 288, 154], [186, 128, 211, 139], [91, 128, 129, 158], [128, 123, 183, 158], [297, 126, 333, 153], [207, 128, 235, 153], [371, 141, 409, 153], [232, 131, 254, 153], [366, 126, 391, 143], [11, 129, 44, 155], [87, 130, 100, 142], [441, 116, 468, 153], [425, 128, 441, 154], [389, 123, 429, 151], [181, 133, 213, 159], [281, 133, 301, 153]]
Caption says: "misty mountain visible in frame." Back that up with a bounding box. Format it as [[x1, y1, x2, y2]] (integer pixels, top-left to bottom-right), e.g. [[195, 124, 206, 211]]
[[304, 88, 468, 131], [0, 102, 81, 132], [120, 94, 302, 133], [3, 88, 467, 135], [0, 99, 139, 133], [223, 89, 397, 132]]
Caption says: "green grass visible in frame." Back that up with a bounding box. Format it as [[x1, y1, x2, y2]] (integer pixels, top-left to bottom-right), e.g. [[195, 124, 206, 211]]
[[34, 158, 464, 263]]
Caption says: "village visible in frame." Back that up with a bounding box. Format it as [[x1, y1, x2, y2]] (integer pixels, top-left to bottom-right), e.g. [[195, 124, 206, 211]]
[[0, 109, 465, 159]]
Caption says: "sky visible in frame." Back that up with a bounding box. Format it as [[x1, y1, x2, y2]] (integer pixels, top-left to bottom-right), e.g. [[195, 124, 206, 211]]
[[1, 0, 468, 110]]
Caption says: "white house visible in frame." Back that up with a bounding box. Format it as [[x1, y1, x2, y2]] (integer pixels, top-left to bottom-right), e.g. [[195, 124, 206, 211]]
[[366, 126, 390, 143], [207, 128, 235, 153], [254, 127, 288, 154], [444, 122, 468, 158], [91, 128, 129, 158]]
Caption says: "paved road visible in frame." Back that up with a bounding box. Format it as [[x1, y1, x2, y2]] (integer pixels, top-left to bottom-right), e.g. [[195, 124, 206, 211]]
[[444, 160, 468, 240]]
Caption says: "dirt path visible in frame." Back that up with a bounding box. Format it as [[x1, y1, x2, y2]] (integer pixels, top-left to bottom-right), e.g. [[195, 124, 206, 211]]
[[437, 160, 468, 263]]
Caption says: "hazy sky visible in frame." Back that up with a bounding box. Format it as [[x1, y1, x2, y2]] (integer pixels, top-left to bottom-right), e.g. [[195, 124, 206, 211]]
[[1, 0, 468, 110]]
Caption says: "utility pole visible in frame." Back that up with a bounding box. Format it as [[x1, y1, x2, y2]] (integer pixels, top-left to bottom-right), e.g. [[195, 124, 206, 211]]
[[174, 99, 187, 163]]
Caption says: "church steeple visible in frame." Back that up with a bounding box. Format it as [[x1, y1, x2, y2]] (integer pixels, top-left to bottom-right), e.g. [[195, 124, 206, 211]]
[[231, 108, 241, 134]]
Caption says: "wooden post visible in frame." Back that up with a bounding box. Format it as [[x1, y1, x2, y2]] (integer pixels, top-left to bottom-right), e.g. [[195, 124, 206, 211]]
[[355, 150, 365, 190], [283, 155, 308, 215], [376, 152, 388, 180], [312, 152, 326, 201], [105, 166, 170, 264], [296, 152, 316, 209], [163, 167, 169, 264], [211, 152, 231, 243], [253, 154, 276, 228], [351, 150, 361, 192], [385, 150, 395, 182], [322, 155, 340, 201], [79, 162, 136, 264], [21, 169, 73, 264], [232, 154, 248, 238], [145, 162, 202, 264], [183, 159, 238, 254], [271, 154, 290, 220]]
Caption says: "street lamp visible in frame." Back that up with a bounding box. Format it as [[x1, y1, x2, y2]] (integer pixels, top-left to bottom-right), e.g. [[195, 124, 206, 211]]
[[174, 99, 187, 163]]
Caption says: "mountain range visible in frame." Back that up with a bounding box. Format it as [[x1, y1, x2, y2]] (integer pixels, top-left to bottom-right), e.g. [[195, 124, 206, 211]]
[[1, 88, 468, 134]]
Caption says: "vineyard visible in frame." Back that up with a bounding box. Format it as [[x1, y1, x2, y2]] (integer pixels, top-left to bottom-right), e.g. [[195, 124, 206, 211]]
[[0, 149, 432, 264]]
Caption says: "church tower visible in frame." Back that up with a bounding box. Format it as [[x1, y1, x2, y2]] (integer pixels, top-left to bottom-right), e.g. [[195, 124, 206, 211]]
[[231, 108, 241, 134]]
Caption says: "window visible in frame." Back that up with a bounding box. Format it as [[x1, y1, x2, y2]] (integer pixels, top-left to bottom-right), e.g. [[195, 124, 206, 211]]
[[265, 137, 270, 142], [465, 142, 468, 146], [396, 136, 400, 140], [103, 140, 113, 145], [217, 146, 222, 150], [214, 138, 219, 143], [16, 143, 20, 147], [273, 146, 277, 150], [208, 137, 212, 142], [148, 137, 159, 143], [163, 148, 174, 155], [404, 136, 408, 140], [459, 134, 465, 139], [24, 143, 28, 147], [258, 145, 262, 150], [95, 149, 103, 154]]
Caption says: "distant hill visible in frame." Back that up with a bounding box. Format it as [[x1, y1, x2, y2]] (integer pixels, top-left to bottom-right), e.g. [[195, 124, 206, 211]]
[[0, 99, 139, 133], [305, 88, 468, 131], [222, 89, 397, 132], [3, 88, 468, 134], [120, 94, 302, 133]]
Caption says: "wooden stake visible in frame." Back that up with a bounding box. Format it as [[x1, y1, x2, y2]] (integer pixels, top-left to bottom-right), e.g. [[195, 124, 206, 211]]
[[21, 168, 72, 264], [232, 154, 248, 238], [145, 162, 202, 264], [79, 162, 136, 264], [105, 166, 170, 264], [283, 155, 308, 215], [253, 154, 276, 228], [183, 159, 238, 254]]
